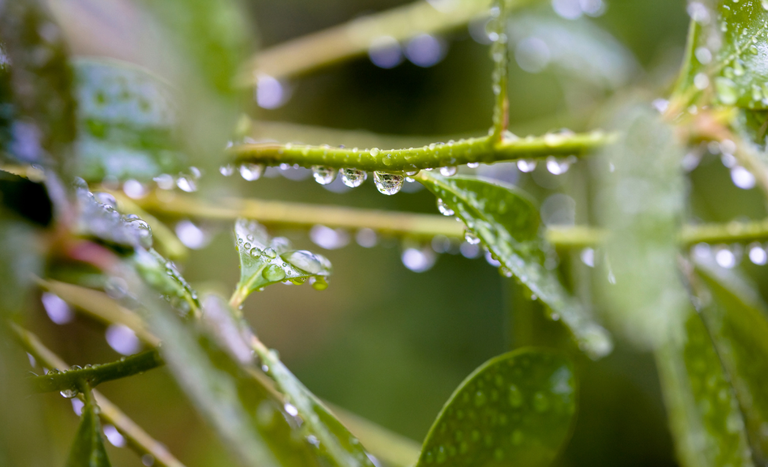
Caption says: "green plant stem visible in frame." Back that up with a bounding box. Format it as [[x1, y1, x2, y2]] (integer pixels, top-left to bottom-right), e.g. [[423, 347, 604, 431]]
[[10, 324, 185, 467], [230, 131, 615, 172], [239, 0, 550, 82], [29, 350, 163, 394], [132, 191, 768, 249]]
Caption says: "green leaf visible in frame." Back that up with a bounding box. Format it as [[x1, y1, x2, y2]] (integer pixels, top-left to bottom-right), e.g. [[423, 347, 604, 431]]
[[417, 173, 612, 359], [136, 0, 255, 172], [0, 0, 76, 172], [0, 212, 42, 316], [232, 218, 332, 305], [597, 106, 688, 349], [73, 58, 187, 183], [694, 258, 768, 463], [675, 1, 768, 108], [132, 248, 200, 316], [254, 342, 376, 467], [415, 349, 576, 467], [65, 385, 112, 467], [655, 308, 754, 467]]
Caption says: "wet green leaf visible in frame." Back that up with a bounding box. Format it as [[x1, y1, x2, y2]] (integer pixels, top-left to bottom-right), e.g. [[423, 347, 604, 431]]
[[417, 173, 612, 359], [694, 258, 768, 463], [415, 348, 576, 467], [233, 218, 332, 304], [655, 309, 754, 467], [597, 107, 688, 349], [73, 58, 187, 183], [676, 0, 768, 108], [132, 248, 200, 316], [0, 0, 76, 172], [254, 342, 376, 467], [65, 385, 112, 467]]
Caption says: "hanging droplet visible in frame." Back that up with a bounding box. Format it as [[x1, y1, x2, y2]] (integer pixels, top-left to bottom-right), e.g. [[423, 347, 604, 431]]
[[373, 172, 404, 195], [467, 162, 479, 169], [176, 175, 197, 192], [465, 230, 480, 245], [749, 243, 767, 265], [340, 168, 367, 188], [125, 218, 153, 249], [60, 388, 78, 399], [310, 276, 329, 290], [239, 163, 265, 181], [401, 246, 436, 272], [546, 157, 570, 175], [220, 164, 234, 176], [517, 159, 537, 173], [262, 264, 286, 282], [94, 192, 117, 208], [440, 166, 458, 177], [312, 166, 337, 185], [437, 198, 455, 216]]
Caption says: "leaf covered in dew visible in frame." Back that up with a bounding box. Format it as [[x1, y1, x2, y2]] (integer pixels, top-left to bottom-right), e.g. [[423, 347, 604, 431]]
[[655, 308, 754, 467], [596, 106, 688, 349], [676, 0, 768, 108], [73, 58, 187, 183], [131, 248, 200, 316], [65, 387, 112, 467], [694, 258, 768, 463], [415, 349, 577, 467], [417, 173, 612, 359], [234, 218, 332, 300]]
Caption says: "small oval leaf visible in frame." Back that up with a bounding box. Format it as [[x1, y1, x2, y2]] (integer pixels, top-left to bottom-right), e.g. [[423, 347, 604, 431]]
[[417, 173, 612, 359], [416, 349, 576, 467], [66, 386, 112, 467]]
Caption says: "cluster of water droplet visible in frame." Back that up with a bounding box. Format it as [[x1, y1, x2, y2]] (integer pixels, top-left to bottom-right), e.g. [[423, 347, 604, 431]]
[[692, 241, 768, 269], [75, 178, 154, 249], [132, 248, 198, 315]]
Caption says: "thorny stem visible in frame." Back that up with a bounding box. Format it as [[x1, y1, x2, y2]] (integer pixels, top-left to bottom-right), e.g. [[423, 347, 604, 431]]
[[28, 349, 164, 394], [230, 131, 615, 172], [10, 324, 185, 467]]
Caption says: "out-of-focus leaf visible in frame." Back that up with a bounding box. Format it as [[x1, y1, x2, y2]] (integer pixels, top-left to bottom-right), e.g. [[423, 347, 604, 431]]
[[149, 293, 334, 467], [254, 342, 376, 467], [136, 0, 255, 173], [417, 173, 612, 359], [597, 106, 688, 349], [65, 385, 112, 467], [508, 15, 638, 91], [75, 184, 155, 250], [675, 1, 768, 108], [232, 218, 332, 305], [415, 349, 576, 467], [0, 0, 76, 173], [73, 58, 186, 182], [695, 258, 768, 463], [655, 309, 754, 467]]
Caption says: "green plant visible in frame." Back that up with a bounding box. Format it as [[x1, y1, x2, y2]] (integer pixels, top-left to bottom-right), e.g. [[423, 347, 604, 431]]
[[2, 0, 768, 466]]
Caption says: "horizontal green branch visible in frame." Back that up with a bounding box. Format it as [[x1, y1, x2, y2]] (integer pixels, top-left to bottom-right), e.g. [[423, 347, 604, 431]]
[[135, 192, 768, 250], [29, 349, 163, 394], [10, 323, 185, 467], [230, 131, 616, 172]]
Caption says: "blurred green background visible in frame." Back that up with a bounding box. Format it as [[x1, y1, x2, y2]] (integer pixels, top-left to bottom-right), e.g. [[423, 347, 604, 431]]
[[27, 0, 766, 466]]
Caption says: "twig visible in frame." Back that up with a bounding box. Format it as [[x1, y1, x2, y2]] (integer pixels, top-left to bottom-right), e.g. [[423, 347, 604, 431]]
[[10, 323, 185, 467]]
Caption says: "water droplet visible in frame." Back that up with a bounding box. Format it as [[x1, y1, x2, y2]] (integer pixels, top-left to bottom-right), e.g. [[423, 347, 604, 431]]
[[731, 166, 756, 189], [264, 248, 277, 259], [370, 148, 380, 156], [546, 157, 570, 175], [467, 162, 479, 168], [312, 166, 337, 185], [94, 192, 117, 208], [176, 175, 197, 192], [474, 391, 487, 406], [464, 231, 480, 245], [715, 246, 737, 269], [60, 388, 78, 399], [437, 198, 454, 216], [373, 172, 404, 195], [240, 163, 265, 181], [715, 77, 738, 105], [508, 384, 523, 407], [125, 218, 153, 248], [310, 276, 329, 291], [439, 166, 457, 177], [220, 164, 234, 176], [436, 446, 447, 464], [340, 168, 367, 187], [533, 391, 550, 412], [749, 243, 767, 265], [517, 159, 537, 173], [401, 246, 436, 272]]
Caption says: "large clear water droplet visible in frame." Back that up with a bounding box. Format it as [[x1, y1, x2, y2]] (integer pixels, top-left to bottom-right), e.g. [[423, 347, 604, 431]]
[[240, 163, 265, 181], [312, 166, 337, 185], [401, 246, 436, 272], [440, 166, 458, 177], [263, 264, 286, 282], [60, 388, 78, 399], [373, 172, 404, 195], [517, 159, 537, 173], [340, 168, 367, 187], [465, 231, 480, 245], [437, 198, 455, 216]]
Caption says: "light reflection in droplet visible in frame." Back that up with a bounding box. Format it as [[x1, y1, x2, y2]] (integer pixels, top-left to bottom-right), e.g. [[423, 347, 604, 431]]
[[310, 225, 350, 250], [749, 243, 767, 265], [401, 247, 436, 272], [106, 324, 141, 356], [460, 242, 481, 258], [580, 248, 595, 267], [255, 75, 290, 109], [104, 425, 126, 448], [123, 179, 148, 199], [175, 219, 210, 249], [731, 166, 756, 190], [715, 247, 737, 269]]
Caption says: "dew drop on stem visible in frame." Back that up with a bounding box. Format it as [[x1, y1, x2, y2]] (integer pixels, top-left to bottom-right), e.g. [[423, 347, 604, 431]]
[[465, 231, 481, 245], [517, 159, 537, 173], [373, 172, 404, 195], [437, 198, 455, 216], [440, 166, 458, 176], [239, 163, 265, 181], [340, 168, 367, 187], [312, 166, 337, 185]]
